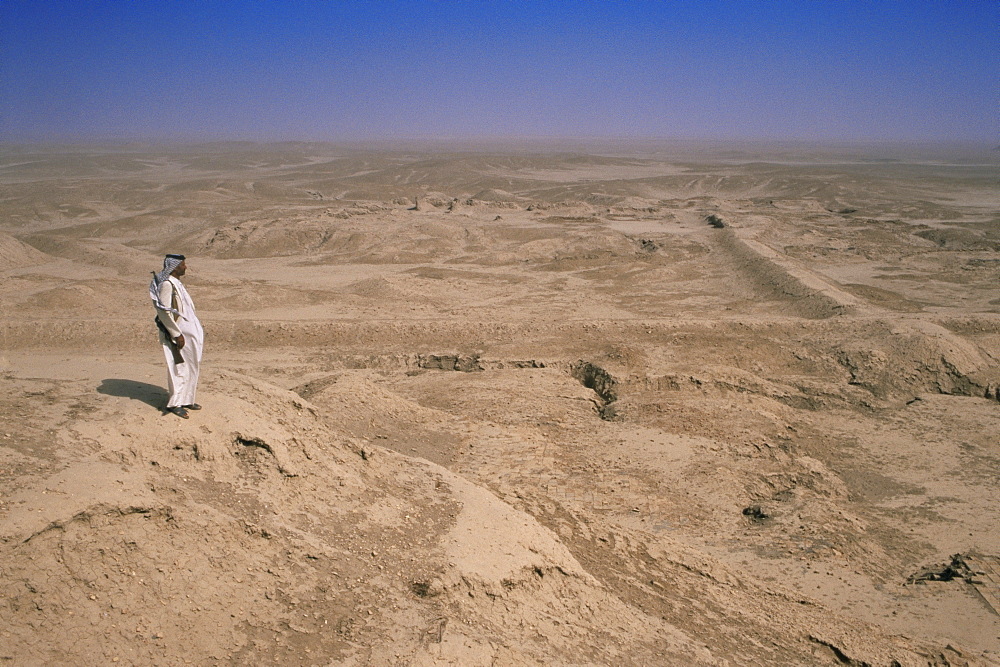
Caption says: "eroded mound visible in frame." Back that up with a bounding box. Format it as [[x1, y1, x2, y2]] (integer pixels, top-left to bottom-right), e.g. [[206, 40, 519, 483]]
[[0, 371, 720, 664], [0, 232, 51, 269], [1, 367, 970, 665]]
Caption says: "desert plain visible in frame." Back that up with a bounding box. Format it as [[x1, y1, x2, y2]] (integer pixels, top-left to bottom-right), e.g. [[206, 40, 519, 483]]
[[1, 140, 999, 665]]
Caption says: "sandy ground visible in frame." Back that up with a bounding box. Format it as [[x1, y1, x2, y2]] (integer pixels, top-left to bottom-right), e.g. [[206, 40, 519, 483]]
[[1, 141, 999, 665]]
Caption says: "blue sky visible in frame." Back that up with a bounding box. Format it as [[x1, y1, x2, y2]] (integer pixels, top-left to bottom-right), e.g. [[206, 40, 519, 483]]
[[1, 1, 997, 143]]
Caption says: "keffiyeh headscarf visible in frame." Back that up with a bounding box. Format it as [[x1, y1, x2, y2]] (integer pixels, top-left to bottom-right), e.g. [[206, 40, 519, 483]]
[[150, 254, 186, 317]]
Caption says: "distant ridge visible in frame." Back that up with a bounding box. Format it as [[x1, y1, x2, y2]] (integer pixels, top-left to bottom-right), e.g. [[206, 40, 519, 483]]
[[187, 140, 339, 152]]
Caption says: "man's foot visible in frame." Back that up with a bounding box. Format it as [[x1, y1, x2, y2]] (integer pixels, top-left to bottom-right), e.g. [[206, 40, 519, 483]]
[[170, 406, 189, 419], [184, 404, 202, 410]]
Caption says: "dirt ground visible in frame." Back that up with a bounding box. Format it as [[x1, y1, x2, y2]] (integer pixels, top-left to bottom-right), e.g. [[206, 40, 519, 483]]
[[1, 141, 999, 665]]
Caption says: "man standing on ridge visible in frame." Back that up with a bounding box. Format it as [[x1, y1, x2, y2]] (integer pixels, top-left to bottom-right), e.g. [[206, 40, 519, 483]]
[[150, 254, 204, 419]]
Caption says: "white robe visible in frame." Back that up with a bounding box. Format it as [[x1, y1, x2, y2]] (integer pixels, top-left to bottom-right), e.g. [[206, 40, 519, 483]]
[[156, 276, 204, 408]]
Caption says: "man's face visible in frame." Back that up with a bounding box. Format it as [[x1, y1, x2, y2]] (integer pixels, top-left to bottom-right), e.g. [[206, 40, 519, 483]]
[[173, 260, 187, 277]]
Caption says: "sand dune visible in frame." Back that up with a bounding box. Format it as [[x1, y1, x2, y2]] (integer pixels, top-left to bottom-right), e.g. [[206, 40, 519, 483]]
[[1, 142, 999, 665]]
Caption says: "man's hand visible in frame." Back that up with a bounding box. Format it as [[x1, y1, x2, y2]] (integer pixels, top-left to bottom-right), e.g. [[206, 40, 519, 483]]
[[174, 334, 185, 349]]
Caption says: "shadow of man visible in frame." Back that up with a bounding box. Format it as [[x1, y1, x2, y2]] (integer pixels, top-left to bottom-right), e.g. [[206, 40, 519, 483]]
[[97, 379, 169, 410]]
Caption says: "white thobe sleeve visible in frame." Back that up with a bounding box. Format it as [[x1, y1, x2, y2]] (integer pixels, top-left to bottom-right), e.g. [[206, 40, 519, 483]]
[[156, 280, 182, 338]]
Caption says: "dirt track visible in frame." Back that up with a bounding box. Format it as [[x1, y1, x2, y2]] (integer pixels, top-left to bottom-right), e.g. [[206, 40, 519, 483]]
[[2, 142, 999, 665]]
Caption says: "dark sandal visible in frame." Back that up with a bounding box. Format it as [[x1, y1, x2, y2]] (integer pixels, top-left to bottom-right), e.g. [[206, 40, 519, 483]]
[[185, 404, 202, 410], [170, 406, 190, 419]]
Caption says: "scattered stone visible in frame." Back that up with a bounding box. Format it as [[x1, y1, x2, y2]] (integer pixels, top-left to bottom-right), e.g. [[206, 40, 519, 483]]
[[742, 505, 770, 521]]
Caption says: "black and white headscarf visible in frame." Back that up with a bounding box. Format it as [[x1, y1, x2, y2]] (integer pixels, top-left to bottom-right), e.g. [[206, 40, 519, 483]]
[[149, 254, 186, 317]]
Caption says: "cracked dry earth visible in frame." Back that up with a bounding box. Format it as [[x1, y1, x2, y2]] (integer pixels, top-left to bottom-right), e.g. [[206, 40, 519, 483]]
[[1, 143, 999, 665]]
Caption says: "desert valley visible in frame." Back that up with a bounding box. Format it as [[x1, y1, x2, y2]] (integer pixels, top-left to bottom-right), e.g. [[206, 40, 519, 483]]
[[1, 141, 999, 665]]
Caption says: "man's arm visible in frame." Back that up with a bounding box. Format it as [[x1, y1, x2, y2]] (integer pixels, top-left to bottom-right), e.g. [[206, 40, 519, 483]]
[[156, 280, 183, 341]]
